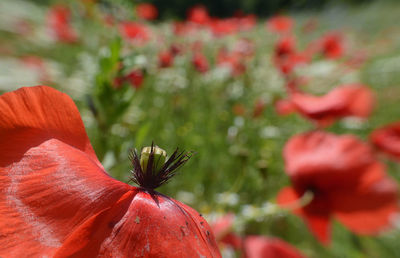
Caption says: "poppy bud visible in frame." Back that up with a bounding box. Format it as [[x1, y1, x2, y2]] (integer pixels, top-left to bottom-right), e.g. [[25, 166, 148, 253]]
[[140, 145, 167, 174]]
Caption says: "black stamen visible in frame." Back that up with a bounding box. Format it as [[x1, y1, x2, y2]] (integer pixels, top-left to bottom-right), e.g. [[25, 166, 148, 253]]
[[128, 145, 193, 189]]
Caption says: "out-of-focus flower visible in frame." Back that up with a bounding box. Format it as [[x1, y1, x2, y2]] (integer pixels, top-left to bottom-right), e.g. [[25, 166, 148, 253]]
[[125, 69, 144, 89], [210, 18, 239, 37], [319, 33, 343, 59], [273, 37, 310, 75], [266, 15, 293, 34], [371, 122, 400, 161], [212, 214, 242, 250], [0, 86, 221, 257], [119, 22, 151, 44], [253, 98, 266, 118], [192, 52, 209, 73], [158, 50, 174, 68], [287, 84, 374, 127], [136, 3, 158, 20], [243, 236, 304, 258], [217, 48, 246, 76], [277, 131, 399, 244], [211, 214, 305, 258], [187, 5, 210, 25], [46, 5, 78, 43]]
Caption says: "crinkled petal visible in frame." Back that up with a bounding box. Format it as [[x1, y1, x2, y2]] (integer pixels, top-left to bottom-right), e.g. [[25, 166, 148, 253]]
[[59, 191, 221, 257], [0, 86, 131, 256]]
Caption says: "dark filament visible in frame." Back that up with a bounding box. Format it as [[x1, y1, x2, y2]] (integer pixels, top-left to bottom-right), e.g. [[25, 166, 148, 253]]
[[128, 143, 193, 189]]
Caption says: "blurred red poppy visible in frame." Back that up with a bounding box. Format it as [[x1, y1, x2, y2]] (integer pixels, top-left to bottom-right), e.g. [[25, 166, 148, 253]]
[[125, 69, 144, 89], [46, 5, 78, 43], [192, 52, 209, 73], [136, 3, 158, 20], [187, 5, 210, 25], [0, 86, 221, 257], [253, 98, 266, 118], [266, 15, 293, 34], [158, 50, 174, 68], [319, 33, 343, 59], [119, 22, 151, 44], [371, 121, 400, 161], [277, 131, 399, 244], [212, 214, 242, 250], [288, 84, 374, 127]]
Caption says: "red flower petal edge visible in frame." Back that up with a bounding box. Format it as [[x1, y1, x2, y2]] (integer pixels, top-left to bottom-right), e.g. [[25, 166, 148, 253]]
[[370, 121, 400, 161]]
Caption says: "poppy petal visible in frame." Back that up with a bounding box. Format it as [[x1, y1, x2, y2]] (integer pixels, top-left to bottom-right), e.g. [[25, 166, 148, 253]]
[[277, 187, 331, 244], [290, 84, 374, 126], [332, 162, 399, 234], [284, 131, 374, 187], [243, 236, 304, 258], [370, 121, 400, 161], [0, 86, 101, 168], [0, 86, 131, 256], [57, 191, 221, 257]]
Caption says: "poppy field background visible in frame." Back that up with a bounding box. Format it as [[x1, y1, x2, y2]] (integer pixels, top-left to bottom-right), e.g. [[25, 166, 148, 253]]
[[1, 0, 400, 257]]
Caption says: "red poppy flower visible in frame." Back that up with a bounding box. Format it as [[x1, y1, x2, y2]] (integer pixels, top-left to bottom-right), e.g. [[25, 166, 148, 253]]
[[319, 33, 343, 59], [158, 50, 174, 68], [371, 121, 400, 161], [288, 84, 374, 127], [0, 86, 221, 257], [136, 3, 158, 21], [125, 69, 144, 89], [46, 5, 78, 43], [277, 131, 399, 244], [273, 37, 310, 75], [187, 5, 210, 25], [243, 236, 304, 258], [209, 18, 239, 37], [266, 15, 293, 34], [192, 52, 209, 73], [119, 22, 151, 44]]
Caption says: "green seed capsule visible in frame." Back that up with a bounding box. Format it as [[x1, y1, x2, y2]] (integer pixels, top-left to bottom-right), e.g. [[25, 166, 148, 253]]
[[140, 146, 167, 174]]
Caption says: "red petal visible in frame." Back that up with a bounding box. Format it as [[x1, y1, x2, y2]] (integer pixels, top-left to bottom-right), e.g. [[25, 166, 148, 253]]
[[277, 187, 331, 244], [211, 213, 242, 249], [0, 86, 131, 256], [290, 84, 374, 126], [243, 236, 304, 258], [0, 86, 101, 168], [56, 191, 222, 257], [284, 131, 375, 189], [370, 121, 400, 161], [332, 162, 399, 234]]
